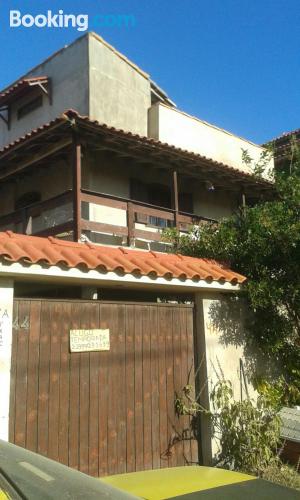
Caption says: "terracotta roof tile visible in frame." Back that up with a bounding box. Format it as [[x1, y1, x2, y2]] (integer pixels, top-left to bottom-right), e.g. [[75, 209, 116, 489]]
[[0, 232, 246, 285]]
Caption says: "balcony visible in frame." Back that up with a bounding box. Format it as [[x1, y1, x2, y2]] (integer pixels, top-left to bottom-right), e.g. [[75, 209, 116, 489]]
[[0, 189, 216, 248]]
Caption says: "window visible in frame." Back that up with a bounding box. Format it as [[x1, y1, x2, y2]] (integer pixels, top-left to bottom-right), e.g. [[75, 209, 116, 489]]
[[17, 95, 43, 120]]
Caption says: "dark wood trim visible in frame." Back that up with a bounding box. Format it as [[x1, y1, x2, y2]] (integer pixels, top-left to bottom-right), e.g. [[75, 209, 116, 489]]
[[72, 135, 82, 242], [81, 192, 127, 211], [172, 171, 179, 229], [131, 203, 174, 221], [0, 137, 72, 178], [0, 191, 73, 230], [127, 202, 135, 246], [81, 219, 128, 237], [133, 228, 163, 242]]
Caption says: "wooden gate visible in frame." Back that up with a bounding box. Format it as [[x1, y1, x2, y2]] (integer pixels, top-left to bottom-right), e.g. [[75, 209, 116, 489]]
[[9, 299, 198, 476]]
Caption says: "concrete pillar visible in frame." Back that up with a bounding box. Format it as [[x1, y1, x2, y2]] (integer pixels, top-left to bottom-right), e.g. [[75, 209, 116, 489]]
[[0, 279, 14, 441]]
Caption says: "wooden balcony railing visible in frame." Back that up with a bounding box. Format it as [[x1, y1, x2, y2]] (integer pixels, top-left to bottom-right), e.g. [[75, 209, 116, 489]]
[[0, 191, 73, 237], [0, 188, 216, 245]]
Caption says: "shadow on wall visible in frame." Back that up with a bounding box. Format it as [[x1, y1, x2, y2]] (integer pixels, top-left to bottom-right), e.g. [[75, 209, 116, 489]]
[[208, 295, 277, 388]]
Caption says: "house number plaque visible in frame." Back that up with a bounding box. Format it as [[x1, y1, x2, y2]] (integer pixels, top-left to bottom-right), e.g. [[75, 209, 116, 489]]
[[70, 329, 110, 352]]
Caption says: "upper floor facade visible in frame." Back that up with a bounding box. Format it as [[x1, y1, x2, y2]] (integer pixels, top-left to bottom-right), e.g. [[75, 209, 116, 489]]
[[0, 33, 274, 249], [0, 33, 273, 176]]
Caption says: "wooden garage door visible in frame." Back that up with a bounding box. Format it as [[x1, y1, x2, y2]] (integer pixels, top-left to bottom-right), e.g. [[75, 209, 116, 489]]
[[9, 299, 198, 476]]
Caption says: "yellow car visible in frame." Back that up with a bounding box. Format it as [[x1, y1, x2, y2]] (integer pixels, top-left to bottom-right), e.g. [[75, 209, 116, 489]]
[[102, 465, 300, 499]]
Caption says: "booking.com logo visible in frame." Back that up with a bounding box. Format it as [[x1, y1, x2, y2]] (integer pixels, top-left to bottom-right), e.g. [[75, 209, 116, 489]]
[[9, 10, 136, 32]]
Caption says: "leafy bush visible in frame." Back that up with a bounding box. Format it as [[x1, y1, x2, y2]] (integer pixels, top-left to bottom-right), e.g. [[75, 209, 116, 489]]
[[175, 380, 299, 488]]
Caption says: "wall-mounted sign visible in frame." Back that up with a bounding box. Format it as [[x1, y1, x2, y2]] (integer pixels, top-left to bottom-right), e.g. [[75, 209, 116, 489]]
[[70, 329, 110, 352]]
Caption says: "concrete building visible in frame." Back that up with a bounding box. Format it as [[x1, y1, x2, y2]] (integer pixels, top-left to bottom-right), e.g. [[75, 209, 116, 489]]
[[0, 32, 274, 474]]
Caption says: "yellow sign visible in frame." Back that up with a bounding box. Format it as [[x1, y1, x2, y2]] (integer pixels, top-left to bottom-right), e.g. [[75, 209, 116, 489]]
[[70, 329, 110, 352]]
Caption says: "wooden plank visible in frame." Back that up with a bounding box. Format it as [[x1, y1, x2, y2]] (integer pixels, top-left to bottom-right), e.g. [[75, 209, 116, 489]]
[[98, 303, 110, 476], [107, 304, 118, 475], [88, 303, 100, 477], [9, 300, 19, 443], [172, 308, 184, 466], [134, 305, 144, 471], [172, 171, 179, 228], [81, 192, 127, 210], [26, 300, 41, 452], [81, 219, 128, 236], [180, 307, 191, 464], [116, 305, 127, 474], [58, 301, 71, 466], [125, 305, 136, 473], [14, 300, 30, 447], [78, 302, 90, 474], [127, 202, 135, 246], [37, 301, 51, 457], [187, 307, 198, 464], [158, 306, 168, 469], [141, 305, 152, 470], [133, 228, 163, 242], [132, 203, 175, 221], [165, 306, 177, 468], [68, 302, 81, 470], [47, 301, 61, 461], [150, 306, 160, 469]]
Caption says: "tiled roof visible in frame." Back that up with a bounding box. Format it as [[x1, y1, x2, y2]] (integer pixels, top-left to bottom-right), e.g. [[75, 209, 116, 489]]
[[0, 110, 273, 188], [279, 407, 300, 443], [0, 232, 246, 285], [0, 77, 48, 106]]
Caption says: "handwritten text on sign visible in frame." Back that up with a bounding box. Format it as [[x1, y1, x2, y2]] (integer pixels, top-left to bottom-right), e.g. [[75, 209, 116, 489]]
[[70, 329, 110, 352]]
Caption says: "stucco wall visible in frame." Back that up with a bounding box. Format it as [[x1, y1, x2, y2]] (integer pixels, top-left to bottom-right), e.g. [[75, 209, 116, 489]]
[[149, 103, 274, 177], [89, 34, 151, 136], [195, 293, 255, 464], [0, 36, 89, 149]]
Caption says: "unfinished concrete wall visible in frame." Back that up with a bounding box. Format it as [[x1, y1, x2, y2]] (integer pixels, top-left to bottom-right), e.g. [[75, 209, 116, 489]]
[[149, 103, 274, 178], [88, 33, 151, 136], [0, 35, 89, 149]]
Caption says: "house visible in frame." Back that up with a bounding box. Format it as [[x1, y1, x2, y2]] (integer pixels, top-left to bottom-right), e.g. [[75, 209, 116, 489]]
[[0, 32, 274, 476], [271, 127, 300, 172], [279, 406, 300, 471]]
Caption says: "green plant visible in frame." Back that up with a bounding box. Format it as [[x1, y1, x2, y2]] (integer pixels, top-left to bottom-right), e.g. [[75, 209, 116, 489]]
[[166, 143, 300, 406], [176, 380, 282, 475], [261, 462, 300, 490]]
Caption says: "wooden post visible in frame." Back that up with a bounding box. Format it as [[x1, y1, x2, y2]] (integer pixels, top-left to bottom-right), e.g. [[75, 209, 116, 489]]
[[72, 135, 82, 242], [172, 170, 179, 229], [127, 202, 135, 247], [242, 192, 246, 208]]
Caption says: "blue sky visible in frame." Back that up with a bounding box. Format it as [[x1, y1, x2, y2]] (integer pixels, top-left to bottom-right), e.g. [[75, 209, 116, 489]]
[[0, 0, 299, 144]]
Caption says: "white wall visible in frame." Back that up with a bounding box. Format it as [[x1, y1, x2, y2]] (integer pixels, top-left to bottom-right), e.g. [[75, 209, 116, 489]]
[[195, 293, 255, 464], [149, 103, 274, 178], [0, 279, 14, 441]]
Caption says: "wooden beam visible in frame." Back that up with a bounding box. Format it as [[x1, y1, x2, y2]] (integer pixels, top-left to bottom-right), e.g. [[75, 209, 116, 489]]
[[127, 202, 135, 247], [72, 135, 82, 242], [0, 138, 72, 180], [172, 170, 179, 229]]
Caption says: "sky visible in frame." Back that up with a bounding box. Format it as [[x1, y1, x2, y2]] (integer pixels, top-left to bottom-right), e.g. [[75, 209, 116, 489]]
[[0, 0, 299, 144]]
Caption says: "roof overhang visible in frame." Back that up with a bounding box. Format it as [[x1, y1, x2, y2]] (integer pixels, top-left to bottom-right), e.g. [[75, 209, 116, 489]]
[[0, 110, 275, 197], [0, 77, 50, 108], [0, 261, 242, 293], [0, 232, 246, 293]]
